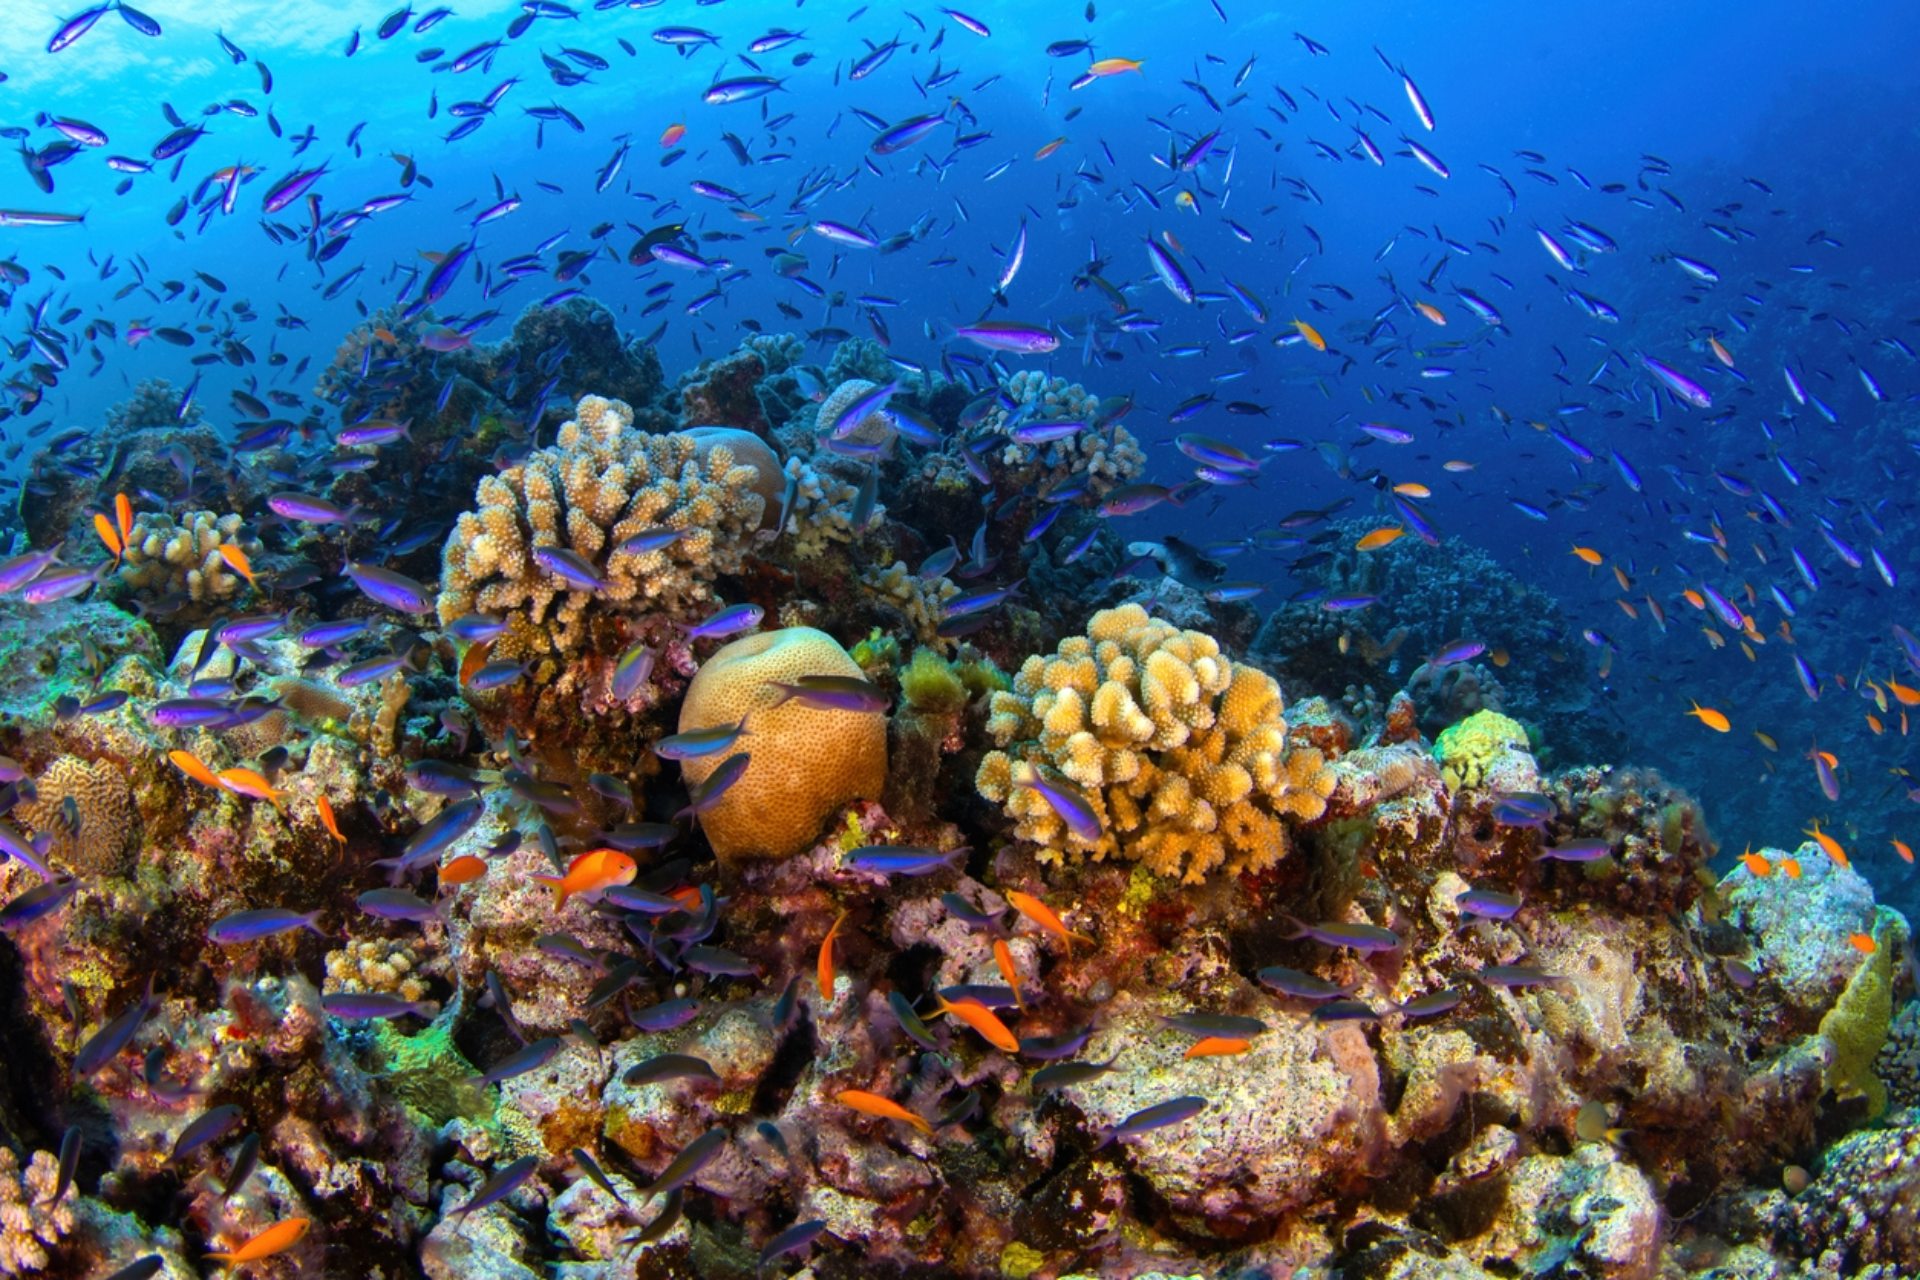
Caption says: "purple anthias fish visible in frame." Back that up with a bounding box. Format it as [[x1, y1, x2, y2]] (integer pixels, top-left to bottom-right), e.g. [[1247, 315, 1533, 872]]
[[322, 992, 433, 1020], [1456, 887, 1524, 919], [533, 546, 607, 591], [1256, 966, 1356, 1001], [685, 603, 763, 639], [844, 846, 963, 876], [1281, 914, 1402, 954], [1098, 1095, 1206, 1146], [356, 888, 440, 922], [21, 564, 103, 604], [953, 320, 1058, 354], [0, 878, 79, 931], [1013, 765, 1102, 844], [632, 996, 702, 1032], [346, 562, 433, 613], [471, 1037, 561, 1086], [1535, 837, 1612, 862], [610, 642, 656, 701], [1641, 353, 1713, 409], [269, 492, 358, 523], [208, 908, 326, 945], [0, 546, 63, 594]]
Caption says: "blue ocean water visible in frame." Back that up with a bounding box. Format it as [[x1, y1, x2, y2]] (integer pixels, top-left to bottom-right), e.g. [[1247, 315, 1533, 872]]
[[4, 0, 1918, 908]]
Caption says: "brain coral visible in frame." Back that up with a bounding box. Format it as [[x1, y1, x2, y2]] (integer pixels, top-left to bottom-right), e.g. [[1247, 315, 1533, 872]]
[[976, 603, 1335, 883], [15, 754, 141, 877], [677, 627, 888, 863], [436, 394, 767, 654]]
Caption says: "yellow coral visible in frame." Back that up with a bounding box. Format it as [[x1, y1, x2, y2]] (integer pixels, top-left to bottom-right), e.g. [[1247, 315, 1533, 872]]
[[1432, 709, 1531, 790], [678, 627, 888, 863], [976, 604, 1334, 883], [437, 395, 768, 654], [117, 508, 259, 606]]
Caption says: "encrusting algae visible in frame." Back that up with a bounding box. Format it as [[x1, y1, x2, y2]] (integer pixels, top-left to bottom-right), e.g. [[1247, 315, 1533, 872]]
[[976, 604, 1335, 882]]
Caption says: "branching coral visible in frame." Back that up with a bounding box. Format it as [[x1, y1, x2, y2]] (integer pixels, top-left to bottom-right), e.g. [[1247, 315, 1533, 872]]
[[973, 370, 1145, 500], [815, 378, 899, 450], [105, 376, 202, 431], [0, 1147, 73, 1274], [860, 560, 960, 646], [778, 454, 881, 561], [976, 603, 1335, 883], [15, 754, 141, 877], [326, 936, 434, 1004], [436, 394, 766, 655], [117, 509, 260, 608]]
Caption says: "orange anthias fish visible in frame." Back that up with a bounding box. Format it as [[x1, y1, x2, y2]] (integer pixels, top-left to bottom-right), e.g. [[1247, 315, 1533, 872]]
[[660, 121, 686, 147], [1570, 545, 1603, 566], [1708, 335, 1735, 368], [930, 994, 1020, 1052], [1392, 482, 1430, 498], [1847, 931, 1877, 955], [1685, 702, 1731, 733], [207, 1216, 311, 1264], [1033, 136, 1067, 160], [1886, 677, 1920, 707], [1740, 850, 1773, 878], [1355, 526, 1405, 551], [818, 909, 849, 1000], [316, 795, 346, 843], [169, 749, 224, 790], [440, 854, 488, 886], [1004, 889, 1095, 955], [1184, 1036, 1251, 1059], [993, 937, 1025, 1010], [1291, 318, 1327, 351], [1803, 820, 1849, 869], [218, 768, 286, 808], [216, 543, 258, 587], [1413, 300, 1447, 326], [1088, 56, 1144, 77], [837, 1088, 931, 1134], [114, 492, 133, 545], [93, 512, 124, 562], [533, 848, 638, 910], [1895, 839, 1915, 865], [1779, 856, 1803, 879], [459, 638, 496, 688]]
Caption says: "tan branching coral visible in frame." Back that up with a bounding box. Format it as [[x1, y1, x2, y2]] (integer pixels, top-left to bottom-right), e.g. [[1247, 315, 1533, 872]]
[[117, 509, 260, 605], [861, 560, 960, 646], [984, 370, 1146, 499], [0, 1147, 73, 1274], [326, 936, 433, 1003], [779, 454, 881, 561], [977, 604, 1335, 883], [436, 394, 767, 653], [815, 378, 898, 449], [15, 754, 141, 877]]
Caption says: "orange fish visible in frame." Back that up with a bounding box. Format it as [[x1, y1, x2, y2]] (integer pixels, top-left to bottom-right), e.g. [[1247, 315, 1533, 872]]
[[837, 1088, 931, 1134], [1392, 482, 1430, 498], [218, 768, 286, 808], [660, 121, 686, 147], [532, 847, 637, 910], [993, 937, 1025, 1010], [1033, 136, 1067, 160], [1887, 678, 1920, 707], [1779, 857, 1802, 879], [1804, 821, 1848, 869], [1894, 839, 1915, 865], [1615, 598, 1638, 620], [1183, 1036, 1251, 1059], [1161, 228, 1187, 254], [316, 795, 345, 843], [818, 909, 849, 1000], [1355, 526, 1405, 552], [459, 638, 496, 688], [1413, 300, 1447, 326], [1846, 932, 1877, 955], [1291, 318, 1327, 351], [1867, 713, 1885, 736], [1004, 889, 1094, 955], [1442, 459, 1476, 472], [1740, 850, 1773, 878], [1682, 588, 1706, 610], [217, 543, 258, 587], [1612, 565, 1632, 591], [207, 1216, 311, 1264], [374, 326, 401, 342], [1087, 56, 1144, 76], [440, 854, 488, 886], [1685, 702, 1731, 733], [93, 512, 124, 562], [114, 492, 134, 545], [1570, 545, 1603, 566], [168, 749, 224, 791], [1708, 335, 1735, 368], [930, 994, 1019, 1053], [1489, 647, 1510, 668]]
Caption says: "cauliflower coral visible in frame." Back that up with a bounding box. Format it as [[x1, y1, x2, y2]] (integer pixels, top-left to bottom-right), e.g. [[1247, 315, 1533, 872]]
[[976, 604, 1335, 883]]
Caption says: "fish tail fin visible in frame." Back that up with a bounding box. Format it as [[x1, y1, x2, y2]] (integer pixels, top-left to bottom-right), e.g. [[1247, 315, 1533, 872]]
[[530, 875, 571, 911], [1277, 913, 1307, 941], [301, 910, 328, 938]]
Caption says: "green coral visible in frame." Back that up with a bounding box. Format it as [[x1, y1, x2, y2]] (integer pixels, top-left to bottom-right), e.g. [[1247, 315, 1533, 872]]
[[1433, 709, 1531, 790], [851, 626, 900, 675], [1816, 905, 1906, 1116], [370, 1019, 492, 1125]]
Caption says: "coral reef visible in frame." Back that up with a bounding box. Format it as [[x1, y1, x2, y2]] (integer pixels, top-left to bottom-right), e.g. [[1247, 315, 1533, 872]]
[[976, 603, 1335, 882], [676, 626, 888, 861], [115, 508, 262, 617], [436, 394, 766, 658]]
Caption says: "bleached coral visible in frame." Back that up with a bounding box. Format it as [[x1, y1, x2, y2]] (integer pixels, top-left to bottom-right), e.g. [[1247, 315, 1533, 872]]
[[743, 330, 803, 373], [436, 394, 766, 654], [117, 508, 260, 605], [861, 560, 961, 647], [0, 1148, 73, 1274], [961, 369, 1145, 500], [779, 454, 882, 561], [976, 604, 1335, 883]]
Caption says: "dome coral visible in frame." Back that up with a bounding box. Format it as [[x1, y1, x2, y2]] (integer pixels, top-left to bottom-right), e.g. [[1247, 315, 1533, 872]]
[[676, 626, 888, 862]]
